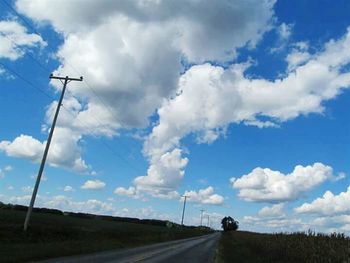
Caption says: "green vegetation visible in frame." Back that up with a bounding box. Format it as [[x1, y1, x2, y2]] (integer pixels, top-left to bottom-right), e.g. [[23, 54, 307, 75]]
[[216, 230, 350, 263], [0, 206, 211, 263], [221, 216, 239, 232]]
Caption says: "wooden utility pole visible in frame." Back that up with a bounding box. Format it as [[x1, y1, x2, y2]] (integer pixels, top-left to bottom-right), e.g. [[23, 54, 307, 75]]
[[200, 209, 205, 226], [181, 195, 188, 225], [24, 74, 83, 231]]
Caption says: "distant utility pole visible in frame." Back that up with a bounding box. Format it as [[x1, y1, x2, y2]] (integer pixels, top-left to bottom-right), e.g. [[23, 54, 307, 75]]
[[200, 209, 205, 226], [23, 74, 83, 231], [207, 215, 210, 227], [181, 195, 188, 225]]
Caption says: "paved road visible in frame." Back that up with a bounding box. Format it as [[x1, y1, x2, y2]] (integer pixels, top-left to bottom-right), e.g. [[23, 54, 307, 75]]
[[41, 232, 221, 263]]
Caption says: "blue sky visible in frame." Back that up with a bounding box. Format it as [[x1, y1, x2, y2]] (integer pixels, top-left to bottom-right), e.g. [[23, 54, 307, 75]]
[[1, 0, 350, 232]]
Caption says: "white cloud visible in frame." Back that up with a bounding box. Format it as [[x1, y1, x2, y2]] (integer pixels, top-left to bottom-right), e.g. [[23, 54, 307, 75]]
[[31, 174, 48, 181], [114, 186, 138, 198], [184, 186, 224, 205], [270, 22, 293, 53], [47, 196, 114, 214], [0, 194, 114, 215], [243, 205, 304, 232], [258, 203, 285, 218], [0, 20, 46, 60], [16, 0, 274, 63], [286, 42, 311, 71], [0, 193, 171, 220], [0, 135, 44, 161], [81, 179, 106, 190], [63, 185, 75, 192], [141, 28, 350, 198], [4, 165, 12, 171], [4, 0, 274, 184], [0, 129, 90, 173], [133, 148, 186, 199], [278, 23, 292, 40], [21, 186, 33, 193], [231, 163, 335, 202], [0, 165, 12, 179], [114, 206, 170, 221], [6, 1, 350, 202], [295, 186, 350, 216]]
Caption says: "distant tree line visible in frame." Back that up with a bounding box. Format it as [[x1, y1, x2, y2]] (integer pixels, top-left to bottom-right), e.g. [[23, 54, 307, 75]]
[[0, 201, 198, 229]]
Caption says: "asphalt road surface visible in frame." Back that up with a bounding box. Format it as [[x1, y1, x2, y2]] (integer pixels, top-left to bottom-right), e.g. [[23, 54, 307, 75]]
[[41, 232, 221, 263]]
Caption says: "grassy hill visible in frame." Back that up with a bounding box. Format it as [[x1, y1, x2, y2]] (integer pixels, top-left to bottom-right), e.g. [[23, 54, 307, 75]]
[[216, 230, 350, 262], [0, 203, 212, 263]]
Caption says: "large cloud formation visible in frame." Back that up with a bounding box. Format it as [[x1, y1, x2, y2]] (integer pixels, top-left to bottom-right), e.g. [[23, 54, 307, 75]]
[[140, 29, 350, 197], [231, 163, 340, 202], [1, 0, 275, 192], [295, 186, 350, 216], [0, 20, 46, 60], [2, 1, 350, 200]]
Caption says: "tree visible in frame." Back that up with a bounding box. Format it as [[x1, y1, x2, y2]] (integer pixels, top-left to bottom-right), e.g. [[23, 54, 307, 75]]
[[221, 216, 239, 232]]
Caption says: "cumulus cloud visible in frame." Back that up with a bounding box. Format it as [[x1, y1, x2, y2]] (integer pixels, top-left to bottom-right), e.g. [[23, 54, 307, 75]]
[[0, 20, 46, 60], [0, 193, 171, 220], [295, 186, 350, 216], [6, 1, 350, 201], [81, 180, 106, 190], [243, 204, 305, 232], [258, 203, 285, 218], [231, 163, 337, 202], [286, 42, 311, 71], [0, 165, 12, 179], [21, 186, 33, 193], [133, 148, 187, 199], [270, 22, 293, 53], [115, 206, 170, 221], [0, 135, 44, 161], [115, 149, 187, 200], [0, 130, 90, 173], [31, 174, 48, 181], [0, 193, 114, 215], [3, 0, 274, 188], [114, 186, 138, 198], [13, 0, 276, 133], [184, 186, 224, 205], [63, 185, 75, 192], [141, 28, 350, 198]]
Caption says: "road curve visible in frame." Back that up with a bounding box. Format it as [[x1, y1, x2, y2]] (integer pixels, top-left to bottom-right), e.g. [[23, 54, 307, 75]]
[[41, 232, 221, 263]]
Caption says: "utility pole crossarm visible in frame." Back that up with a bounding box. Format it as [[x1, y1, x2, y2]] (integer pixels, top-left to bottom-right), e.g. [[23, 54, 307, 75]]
[[49, 74, 83, 82]]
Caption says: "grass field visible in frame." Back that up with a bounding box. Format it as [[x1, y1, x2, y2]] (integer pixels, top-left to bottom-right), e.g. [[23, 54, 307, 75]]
[[216, 230, 350, 262], [0, 208, 211, 263]]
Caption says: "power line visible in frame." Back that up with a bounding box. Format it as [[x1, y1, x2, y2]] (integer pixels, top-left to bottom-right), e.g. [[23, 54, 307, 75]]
[[2, 0, 141, 151], [3, 0, 137, 134], [1, 33, 51, 74], [0, 63, 143, 175], [1, 0, 145, 174], [0, 62, 52, 99], [24, 74, 83, 232], [1, 0, 40, 35]]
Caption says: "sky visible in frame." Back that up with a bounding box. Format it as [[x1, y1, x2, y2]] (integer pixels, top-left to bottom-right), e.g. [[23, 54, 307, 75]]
[[1, 0, 350, 232]]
